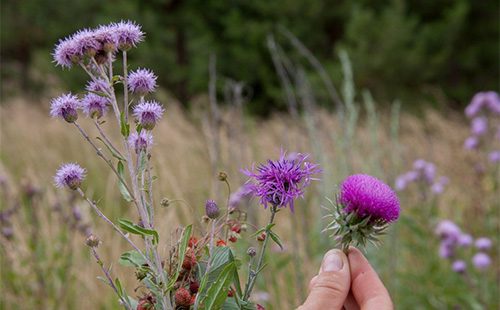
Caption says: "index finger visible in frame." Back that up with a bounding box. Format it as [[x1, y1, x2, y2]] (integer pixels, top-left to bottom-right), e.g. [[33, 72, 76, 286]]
[[348, 247, 393, 310]]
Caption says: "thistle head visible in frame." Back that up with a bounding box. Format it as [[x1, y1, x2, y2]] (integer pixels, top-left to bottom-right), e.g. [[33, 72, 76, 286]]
[[54, 163, 86, 190], [82, 93, 109, 119], [204, 199, 220, 219], [53, 36, 81, 68], [112, 20, 144, 51], [133, 101, 164, 130], [50, 93, 81, 123], [128, 131, 153, 154], [128, 68, 157, 95]]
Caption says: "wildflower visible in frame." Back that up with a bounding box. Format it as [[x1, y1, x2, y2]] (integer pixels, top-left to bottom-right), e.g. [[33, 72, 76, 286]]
[[229, 183, 253, 210], [431, 177, 448, 195], [452, 260, 466, 273], [174, 287, 191, 307], [82, 93, 109, 118], [413, 159, 427, 170], [475, 237, 492, 251], [128, 131, 153, 154], [464, 136, 479, 150], [470, 117, 488, 136], [85, 78, 110, 94], [1, 227, 13, 240], [457, 234, 473, 247], [85, 234, 100, 248], [128, 68, 157, 95], [94, 24, 117, 53], [218, 171, 228, 182], [112, 20, 144, 50], [465, 91, 500, 118], [53, 36, 80, 68], [340, 174, 400, 222], [243, 152, 320, 211], [54, 163, 86, 190], [132, 101, 164, 130], [50, 93, 81, 123], [72, 29, 100, 57], [439, 240, 455, 258], [489, 151, 500, 164], [394, 175, 407, 191], [472, 252, 491, 270], [205, 199, 220, 219], [435, 220, 461, 241]]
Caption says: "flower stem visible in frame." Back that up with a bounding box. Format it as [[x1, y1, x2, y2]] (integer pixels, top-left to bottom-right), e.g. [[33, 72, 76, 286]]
[[122, 50, 129, 123], [243, 205, 277, 301]]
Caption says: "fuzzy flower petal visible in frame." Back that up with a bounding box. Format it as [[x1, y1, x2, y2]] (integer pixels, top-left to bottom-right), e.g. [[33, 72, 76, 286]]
[[53, 36, 81, 68], [112, 20, 144, 50], [243, 152, 320, 211], [128, 68, 157, 95], [132, 101, 164, 130], [82, 93, 109, 118], [86, 78, 110, 94], [340, 174, 400, 222], [128, 131, 153, 154], [54, 163, 86, 190], [50, 93, 81, 123]]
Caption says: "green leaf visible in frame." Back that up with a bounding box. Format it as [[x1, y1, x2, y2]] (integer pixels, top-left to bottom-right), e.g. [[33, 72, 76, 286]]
[[203, 262, 236, 309], [112, 75, 122, 83], [119, 250, 147, 268], [167, 225, 193, 290], [117, 161, 133, 202], [118, 218, 159, 245], [222, 298, 257, 310], [268, 230, 283, 250], [120, 111, 130, 137]]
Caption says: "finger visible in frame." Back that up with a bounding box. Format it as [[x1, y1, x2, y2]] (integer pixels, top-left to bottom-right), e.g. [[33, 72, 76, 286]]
[[308, 275, 319, 292], [348, 247, 393, 310], [300, 249, 351, 310], [343, 292, 360, 310]]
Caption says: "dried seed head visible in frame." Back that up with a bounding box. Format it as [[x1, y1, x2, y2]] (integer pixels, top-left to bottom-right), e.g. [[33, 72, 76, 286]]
[[247, 247, 257, 257], [160, 198, 170, 208], [85, 234, 100, 247], [218, 171, 228, 181]]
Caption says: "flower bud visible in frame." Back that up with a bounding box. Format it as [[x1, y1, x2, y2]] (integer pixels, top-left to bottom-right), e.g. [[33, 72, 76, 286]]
[[85, 234, 100, 247], [205, 200, 220, 219], [160, 198, 170, 208], [247, 247, 256, 257], [218, 171, 228, 181], [257, 232, 266, 242]]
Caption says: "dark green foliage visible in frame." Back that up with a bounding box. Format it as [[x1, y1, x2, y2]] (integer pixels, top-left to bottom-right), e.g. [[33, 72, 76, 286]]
[[1, 0, 497, 112]]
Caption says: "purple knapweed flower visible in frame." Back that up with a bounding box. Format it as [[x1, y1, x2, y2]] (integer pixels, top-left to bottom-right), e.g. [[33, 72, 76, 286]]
[[339, 174, 400, 222], [475, 237, 492, 251], [112, 20, 144, 50], [86, 78, 110, 94], [72, 28, 100, 57], [488, 151, 500, 164], [205, 200, 220, 219], [472, 252, 491, 270], [243, 152, 320, 211], [128, 68, 157, 95], [452, 260, 466, 273], [457, 234, 473, 247], [431, 176, 449, 195], [470, 117, 488, 136], [94, 24, 117, 53], [132, 101, 164, 130], [53, 36, 81, 68], [435, 220, 461, 241], [128, 131, 153, 154], [50, 93, 81, 123], [54, 163, 86, 190], [464, 136, 479, 150], [82, 93, 109, 118]]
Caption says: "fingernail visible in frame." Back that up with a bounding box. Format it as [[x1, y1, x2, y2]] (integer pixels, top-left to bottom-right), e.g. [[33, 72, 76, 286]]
[[322, 250, 343, 272]]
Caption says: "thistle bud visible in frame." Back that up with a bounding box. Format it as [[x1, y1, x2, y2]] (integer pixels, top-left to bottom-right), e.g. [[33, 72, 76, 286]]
[[247, 247, 256, 257], [160, 198, 170, 208], [205, 200, 220, 219], [85, 234, 100, 248], [218, 171, 228, 182]]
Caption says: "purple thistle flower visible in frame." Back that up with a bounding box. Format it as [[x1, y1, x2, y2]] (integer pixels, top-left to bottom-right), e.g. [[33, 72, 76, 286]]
[[470, 116, 488, 136], [475, 237, 492, 251], [488, 151, 500, 164], [439, 239, 456, 258], [339, 174, 400, 222], [112, 20, 144, 50], [431, 176, 448, 195], [472, 252, 491, 270], [94, 24, 117, 53], [50, 93, 81, 123], [128, 68, 157, 95], [85, 78, 110, 94], [484, 91, 500, 114], [132, 101, 164, 130], [243, 152, 320, 211], [205, 200, 220, 219], [413, 159, 427, 170], [72, 29, 101, 57], [128, 131, 153, 154], [405, 170, 420, 182], [82, 93, 109, 118], [423, 163, 436, 183], [464, 136, 479, 150], [54, 163, 86, 190], [53, 36, 81, 68], [457, 234, 473, 247], [435, 220, 461, 241], [452, 260, 466, 273]]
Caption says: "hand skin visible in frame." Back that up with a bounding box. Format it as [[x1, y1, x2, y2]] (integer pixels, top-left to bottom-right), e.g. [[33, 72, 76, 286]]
[[298, 247, 393, 310]]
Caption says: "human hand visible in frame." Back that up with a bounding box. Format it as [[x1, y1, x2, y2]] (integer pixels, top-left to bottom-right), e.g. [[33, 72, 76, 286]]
[[298, 247, 393, 310]]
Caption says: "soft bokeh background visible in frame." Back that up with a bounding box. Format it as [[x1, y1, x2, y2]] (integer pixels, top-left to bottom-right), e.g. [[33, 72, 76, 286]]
[[1, 0, 499, 309]]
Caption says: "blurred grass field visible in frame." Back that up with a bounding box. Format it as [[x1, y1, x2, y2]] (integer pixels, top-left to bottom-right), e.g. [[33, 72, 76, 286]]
[[1, 92, 498, 309]]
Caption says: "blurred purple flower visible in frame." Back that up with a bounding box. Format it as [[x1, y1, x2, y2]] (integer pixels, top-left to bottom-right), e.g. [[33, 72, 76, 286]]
[[128, 68, 157, 95], [488, 151, 500, 164], [339, 174, 400, 222], [435, 220, 461, 241], [452, 260, 466, 273], [439, 240, 455, 259], [423, 163, 436, 183], [243, 152, 320, 211], [86, 78, 110, 94], [431, 176, 449, 195], [128, 131, 153, 154], [464, 136, 479, 150], [405, 171, 420, 182], [475, 237, 492, 251], [472, 252, 491, 270], [465, 91, 500, 118], [112, 20, 144, 50], [132, 101, 164, 130], [413, 159, 427, 170], [82, 93, 109, 119], [484, 91, 500, 114], [457, 234, 473, 247], [394, 175, 407, 191], [54, 163, 86, 190], [229, 183, 254, 210], [470, 117, 488, 136], [50, 93, 81, 123]]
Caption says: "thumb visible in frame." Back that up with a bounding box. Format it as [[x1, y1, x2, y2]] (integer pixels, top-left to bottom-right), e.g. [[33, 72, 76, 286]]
[[300, 249, 351, 310]]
